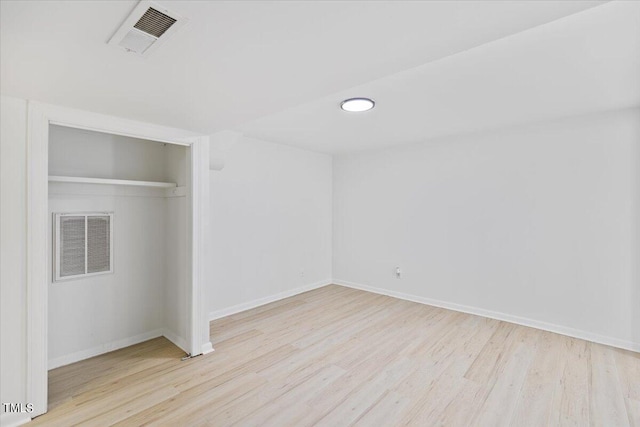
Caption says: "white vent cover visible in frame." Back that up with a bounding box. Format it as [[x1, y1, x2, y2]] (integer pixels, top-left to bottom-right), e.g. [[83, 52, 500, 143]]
[[108, 1, 187, 56], [87, 216, 111, 274], [59, 216, 86, 277], [54, 213, 114, 281]]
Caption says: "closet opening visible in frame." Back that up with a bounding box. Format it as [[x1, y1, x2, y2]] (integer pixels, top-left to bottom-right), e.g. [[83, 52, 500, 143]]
[[46, 124, 192, 409], [25, 103, 211, 418]]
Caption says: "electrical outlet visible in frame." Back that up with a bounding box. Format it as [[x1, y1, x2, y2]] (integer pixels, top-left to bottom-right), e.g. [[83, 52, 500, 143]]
[[395, 267, 401, 279], [300, 269, 305, 278]]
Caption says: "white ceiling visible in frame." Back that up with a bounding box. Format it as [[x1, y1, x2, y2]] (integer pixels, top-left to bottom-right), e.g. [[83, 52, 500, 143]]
[[2, 1, 635, 154], [240, 1, 640, 153]]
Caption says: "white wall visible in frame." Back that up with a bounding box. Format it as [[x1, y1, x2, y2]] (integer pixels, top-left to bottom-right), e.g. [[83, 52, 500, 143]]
[[333, 108, 640, 350], [47, 192, 166, 366], [48, 126, 188, 367], [48, 126, 169, 181], [208, 136, 333, 317], [2, 94, 638, 427], [0, 96, 29, 425], [163, 144, 189, 348]]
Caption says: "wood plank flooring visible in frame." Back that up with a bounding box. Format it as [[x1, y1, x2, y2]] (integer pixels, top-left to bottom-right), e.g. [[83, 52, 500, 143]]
[[34, 285, 639, 426]]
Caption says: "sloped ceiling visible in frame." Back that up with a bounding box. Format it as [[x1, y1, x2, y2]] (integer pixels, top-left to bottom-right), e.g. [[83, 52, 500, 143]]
[[240, 1, 640, 153], [2, 1, 636, 153]]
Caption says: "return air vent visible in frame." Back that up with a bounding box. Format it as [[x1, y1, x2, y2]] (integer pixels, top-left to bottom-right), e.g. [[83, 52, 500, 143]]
[[134, 7, 176, 38], [108, 1, 187, 57], [54, 213, 114, 282]]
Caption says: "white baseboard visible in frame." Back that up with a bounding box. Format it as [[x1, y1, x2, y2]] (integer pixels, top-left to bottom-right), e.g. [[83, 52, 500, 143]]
[[209, 279, 332, 321], [48, 328, 164, 369], [0, 412, 31, 427], [334, 279, 640, 353], [162, 328, 188, 354], [48, 327, 212, 369], [201, 341, 214, 355]]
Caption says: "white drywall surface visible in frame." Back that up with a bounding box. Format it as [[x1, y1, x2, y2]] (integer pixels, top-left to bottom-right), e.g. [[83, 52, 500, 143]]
[[333, 108, 640, 349], [208, 136, 333, 314]]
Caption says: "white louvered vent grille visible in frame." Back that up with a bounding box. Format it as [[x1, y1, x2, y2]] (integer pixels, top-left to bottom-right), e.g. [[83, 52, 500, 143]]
[[134, 7, 177, 38], [87, 216, 111, 274], [60, 216, 86, 277], [55, 213, 113, 281], [108, 1, 188, 57]]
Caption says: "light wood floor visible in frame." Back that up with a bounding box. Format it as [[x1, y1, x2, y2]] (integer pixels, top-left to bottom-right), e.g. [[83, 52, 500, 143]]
[[34, 285, 639, 426]]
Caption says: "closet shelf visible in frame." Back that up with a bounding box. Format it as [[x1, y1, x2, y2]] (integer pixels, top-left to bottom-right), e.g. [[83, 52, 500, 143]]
[[48, 175, 177, 188]]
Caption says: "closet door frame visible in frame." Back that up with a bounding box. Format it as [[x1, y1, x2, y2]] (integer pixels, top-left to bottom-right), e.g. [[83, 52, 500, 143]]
[[26, 101, 212, 418]]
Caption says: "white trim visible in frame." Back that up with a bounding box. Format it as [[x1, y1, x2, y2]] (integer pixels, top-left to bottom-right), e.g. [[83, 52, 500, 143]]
[[48, 176, 177, 188], [48, 329, 164, 370], [26, 102, 49, 417], [46, 108, 201, 144], [48, 182, 185, 199], [187, 138, 211, 357], [0, 412, 31, 427], [334, 280, 640, 353], [201, 342, 214, 355], [197, 142, 212, 354], [162, 328, 189, 354], [208, 280, 332, 321], [48, 120, 192, 146], [47, 327, 196, 371], [26, 101, 209, 418]]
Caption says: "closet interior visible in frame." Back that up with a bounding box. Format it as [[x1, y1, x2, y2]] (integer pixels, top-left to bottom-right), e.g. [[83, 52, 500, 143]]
[[47, 124, 190, 369]]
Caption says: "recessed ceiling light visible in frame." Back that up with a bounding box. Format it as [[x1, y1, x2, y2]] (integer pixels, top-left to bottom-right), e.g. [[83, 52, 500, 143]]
[[340, 97, 375, 112]]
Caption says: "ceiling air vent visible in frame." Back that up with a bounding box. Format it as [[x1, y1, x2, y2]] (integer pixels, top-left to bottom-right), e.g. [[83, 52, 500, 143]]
[[134, 7, 176, 37], [108, 1, 187, 57]]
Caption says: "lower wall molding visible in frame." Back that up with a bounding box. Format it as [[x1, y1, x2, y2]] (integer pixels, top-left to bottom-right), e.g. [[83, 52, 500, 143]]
[[162, 328, 188, 354], [40, 278, 638, 377], [201, 341, 214, 355], [334, 279, 640, 353], [0, 412, 31, 427], [48, 328, 165, 370], [47, 327, 208, 369], [208, 280, 332, 321]]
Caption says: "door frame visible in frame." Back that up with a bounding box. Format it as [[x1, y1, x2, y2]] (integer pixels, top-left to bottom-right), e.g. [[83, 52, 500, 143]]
[[26, 101, 212, 418]]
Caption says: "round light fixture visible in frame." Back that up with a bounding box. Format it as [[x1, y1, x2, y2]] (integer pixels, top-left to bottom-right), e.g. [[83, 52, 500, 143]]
[[340, 97, 375, 112]]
